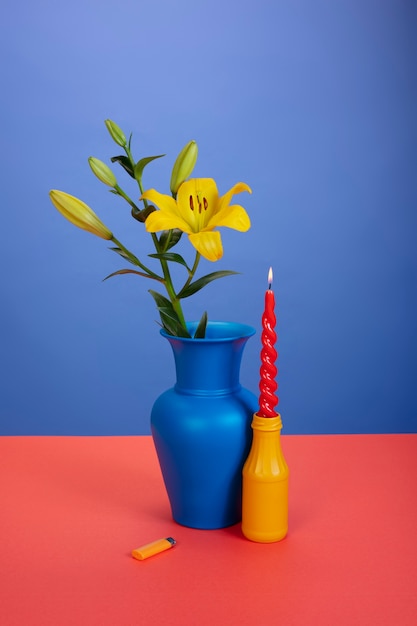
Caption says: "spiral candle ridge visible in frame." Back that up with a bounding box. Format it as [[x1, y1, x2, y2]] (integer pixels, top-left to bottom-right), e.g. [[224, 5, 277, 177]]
[[258, 307, 278, 418]]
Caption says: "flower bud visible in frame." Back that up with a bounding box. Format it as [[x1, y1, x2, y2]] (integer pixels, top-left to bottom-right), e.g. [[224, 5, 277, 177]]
[[104, 119, 127, 147], [88, 157, 117, 187], [170, 140, 198, 195], [49, 190, 113, 240]]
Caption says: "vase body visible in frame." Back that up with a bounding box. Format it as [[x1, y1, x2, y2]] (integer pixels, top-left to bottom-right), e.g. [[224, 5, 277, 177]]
[[151, 321, 257, 529]]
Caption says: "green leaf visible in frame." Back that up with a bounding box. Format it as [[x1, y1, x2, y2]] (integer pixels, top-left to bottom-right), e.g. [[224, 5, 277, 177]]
[[178, 271, 239, 299], [109, 246, 138, 266], [134, 155, 165, 183], [194, 311, 208, 338], [103, 269, 157, 281], [148, 252, 191, 272], [148, 290, 191, 337], [159, 228, 183, 251], [111, 155, 134, 178]]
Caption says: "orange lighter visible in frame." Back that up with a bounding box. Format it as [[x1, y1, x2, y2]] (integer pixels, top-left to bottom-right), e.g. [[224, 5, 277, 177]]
[[132, 537, 176, 560]]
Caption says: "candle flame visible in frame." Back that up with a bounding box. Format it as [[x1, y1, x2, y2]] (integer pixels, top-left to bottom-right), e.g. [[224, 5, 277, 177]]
[[268, 266, 273, 288]]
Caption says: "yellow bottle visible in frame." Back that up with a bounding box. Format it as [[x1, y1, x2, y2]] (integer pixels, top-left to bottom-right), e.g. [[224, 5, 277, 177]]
[[242, 413, 289, 542]]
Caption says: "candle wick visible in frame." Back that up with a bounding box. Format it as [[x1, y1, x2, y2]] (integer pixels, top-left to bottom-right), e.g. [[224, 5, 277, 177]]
[[268, 283, 272, 291]]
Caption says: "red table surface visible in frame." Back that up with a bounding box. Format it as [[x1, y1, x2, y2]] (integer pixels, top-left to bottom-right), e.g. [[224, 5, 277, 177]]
[[1, 435, 416, 626]]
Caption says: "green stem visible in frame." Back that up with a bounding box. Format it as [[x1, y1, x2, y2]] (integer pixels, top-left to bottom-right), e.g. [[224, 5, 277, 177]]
[[180, 251, 201, 291], [114, 185, 140, 211], [151, 232, 187, 329], [123, 145, 187, 332], [125, 146, 149, 208]]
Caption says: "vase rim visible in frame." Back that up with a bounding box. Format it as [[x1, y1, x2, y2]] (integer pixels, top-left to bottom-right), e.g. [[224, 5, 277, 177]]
[[160, 320, 256, 342]]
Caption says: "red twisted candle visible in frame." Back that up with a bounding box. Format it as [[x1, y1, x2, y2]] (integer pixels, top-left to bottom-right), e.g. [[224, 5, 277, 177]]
[[258, 267, 278, 418]]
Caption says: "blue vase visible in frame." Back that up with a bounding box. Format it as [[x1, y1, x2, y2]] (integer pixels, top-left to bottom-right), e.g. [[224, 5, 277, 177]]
[[151, 321, 257, 529]]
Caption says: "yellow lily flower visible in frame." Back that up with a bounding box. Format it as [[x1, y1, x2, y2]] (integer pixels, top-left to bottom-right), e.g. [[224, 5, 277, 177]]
[[142, 178, 251, 261], [49, 190, 113, 240]]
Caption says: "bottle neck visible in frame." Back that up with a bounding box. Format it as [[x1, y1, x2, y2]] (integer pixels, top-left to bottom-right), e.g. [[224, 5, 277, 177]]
[[252, 413, 283, 432], [246, 413, 288, 477]]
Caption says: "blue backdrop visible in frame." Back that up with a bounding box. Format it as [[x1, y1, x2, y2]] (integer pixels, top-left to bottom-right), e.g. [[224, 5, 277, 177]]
[[1, 0, 416, 435]]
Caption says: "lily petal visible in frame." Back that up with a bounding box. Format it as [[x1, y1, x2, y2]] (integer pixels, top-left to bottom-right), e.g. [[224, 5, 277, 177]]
[[141, 189, 178, 215], [206, 204, 251, 232], [188, 231, 223, 261], [145, 210, 191, 234], [217, 182, 252, 214]]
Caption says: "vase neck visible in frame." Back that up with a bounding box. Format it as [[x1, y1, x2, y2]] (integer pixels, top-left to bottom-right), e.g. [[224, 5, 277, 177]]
[[163, 322, 255, 396]]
